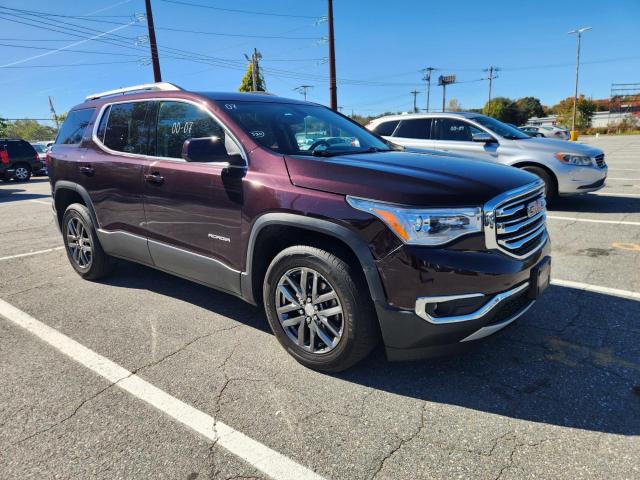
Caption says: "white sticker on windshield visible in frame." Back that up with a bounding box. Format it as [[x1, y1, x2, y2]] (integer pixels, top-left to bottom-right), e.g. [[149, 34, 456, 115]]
[[250, 130, 265, 138]]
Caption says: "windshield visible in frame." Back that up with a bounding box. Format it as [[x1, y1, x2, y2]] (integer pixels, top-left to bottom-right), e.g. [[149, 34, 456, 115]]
[[32, 144, 46, 153], [472, 115, 530, 140], [216, 101, 391, 156]]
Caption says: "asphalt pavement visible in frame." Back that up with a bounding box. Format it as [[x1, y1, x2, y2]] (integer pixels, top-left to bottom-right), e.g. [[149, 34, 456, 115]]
[[1, 135, 639, 480]]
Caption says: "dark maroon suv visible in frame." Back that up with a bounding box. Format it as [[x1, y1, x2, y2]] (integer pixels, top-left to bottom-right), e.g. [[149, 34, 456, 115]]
[[49, 83, 550, 371]]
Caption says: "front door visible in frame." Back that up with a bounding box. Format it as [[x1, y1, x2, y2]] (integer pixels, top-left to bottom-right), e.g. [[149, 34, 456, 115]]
[[430, 118, 499, 161], [142, 100, 244, 295]]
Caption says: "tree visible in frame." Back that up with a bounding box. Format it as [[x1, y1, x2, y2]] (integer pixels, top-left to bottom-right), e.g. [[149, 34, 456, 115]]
[[483, 97, 519, 124], [447, 98, 462, 112], [515, 97, 544, 124], [3, 120, 57, 141], [238, 62, 266, 92], [0, 116, 7, 137], [553, 95, 596, 129]]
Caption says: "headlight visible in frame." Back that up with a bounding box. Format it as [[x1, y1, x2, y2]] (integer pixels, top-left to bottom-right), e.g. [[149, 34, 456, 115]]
[[346, 196, 482, 246], [554, 152, 594, 166]]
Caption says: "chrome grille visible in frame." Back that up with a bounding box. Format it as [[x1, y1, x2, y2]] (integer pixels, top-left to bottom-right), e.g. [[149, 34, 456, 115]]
[[484, 181, 548, 258], [595, 154, 606, 168]]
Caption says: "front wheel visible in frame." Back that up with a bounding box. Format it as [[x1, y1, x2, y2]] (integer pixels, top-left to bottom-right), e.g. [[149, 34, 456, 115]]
[[521, 166, 557, 203], [263, 245, 378, 372]]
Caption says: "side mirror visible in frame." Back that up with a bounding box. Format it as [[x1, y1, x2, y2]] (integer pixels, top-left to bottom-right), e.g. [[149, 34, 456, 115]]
[[182, 136, 244, 166], [472, 132, 496, 144]]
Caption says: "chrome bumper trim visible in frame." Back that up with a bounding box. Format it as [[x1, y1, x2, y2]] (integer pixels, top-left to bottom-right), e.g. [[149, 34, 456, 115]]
[[460, 300, 535, 342], [414, 282, 529, 324]]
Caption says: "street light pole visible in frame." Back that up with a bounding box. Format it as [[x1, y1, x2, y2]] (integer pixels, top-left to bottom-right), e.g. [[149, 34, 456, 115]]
[[327, 0, 338, 110], [568, 26, 592, 138]]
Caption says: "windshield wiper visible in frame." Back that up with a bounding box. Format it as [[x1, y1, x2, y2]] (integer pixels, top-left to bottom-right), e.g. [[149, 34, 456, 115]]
[[310, 146, 391, 157]]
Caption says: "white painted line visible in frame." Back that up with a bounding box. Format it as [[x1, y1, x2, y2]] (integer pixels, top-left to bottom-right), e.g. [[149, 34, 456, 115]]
[[0, 299, 324, 480], [589, 192, 640, 198], [547, 215, 640, 226], [0, 246, 65, 262], [607, 177, 640, 181], [551, 279, 640, 301], [29, 199, 52, 205], [607, 168, 640, 172]]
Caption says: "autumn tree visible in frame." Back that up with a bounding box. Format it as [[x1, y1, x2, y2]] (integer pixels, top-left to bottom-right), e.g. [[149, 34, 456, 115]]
[[553, 95, 596, 129]]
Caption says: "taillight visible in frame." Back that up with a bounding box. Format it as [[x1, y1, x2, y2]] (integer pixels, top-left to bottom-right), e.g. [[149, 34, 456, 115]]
[[35, 152, 40, 163], [44, 152, 50, 167], [0, 150, 8, 165]]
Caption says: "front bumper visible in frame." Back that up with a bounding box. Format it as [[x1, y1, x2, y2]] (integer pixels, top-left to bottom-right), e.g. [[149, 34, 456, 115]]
[[374, 238, 551, 361], [556, 163, 607, 195]]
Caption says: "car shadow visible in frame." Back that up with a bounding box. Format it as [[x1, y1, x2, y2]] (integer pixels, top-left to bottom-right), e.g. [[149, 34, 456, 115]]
[[99, 261, 639, 436], [550, 194, 640, 214], [0, 188, 52, 203]]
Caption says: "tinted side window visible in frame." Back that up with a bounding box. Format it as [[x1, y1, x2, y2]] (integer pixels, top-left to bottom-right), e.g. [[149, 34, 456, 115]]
[[156, 101, 224, 159], [394, 119, 432, 139], [103, 102, 152, 155], [434, 119, 481, 141], [55, 108, 95, 145], [372, 120, 399, 136]]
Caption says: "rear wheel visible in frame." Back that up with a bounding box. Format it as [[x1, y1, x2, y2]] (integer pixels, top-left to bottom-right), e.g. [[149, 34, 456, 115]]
[[62, 203, 113, 280], [13, 164, 31, 182], [521, 166, 557, 202], [263, 245, 378, 372]]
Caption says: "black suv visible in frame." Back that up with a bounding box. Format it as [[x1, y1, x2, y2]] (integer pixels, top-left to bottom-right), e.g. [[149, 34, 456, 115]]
[[0, 138, 42, 182], [49, 83, 551, 372]]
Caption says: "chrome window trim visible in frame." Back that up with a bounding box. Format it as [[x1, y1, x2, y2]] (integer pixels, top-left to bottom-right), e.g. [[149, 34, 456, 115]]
[[483, 179, 547, 260], [90, 97, 248, 166], [414, 282, 529, 324]]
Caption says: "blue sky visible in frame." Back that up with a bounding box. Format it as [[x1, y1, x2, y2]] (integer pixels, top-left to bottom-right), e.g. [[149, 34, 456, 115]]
[[0, 0, 639, 121]]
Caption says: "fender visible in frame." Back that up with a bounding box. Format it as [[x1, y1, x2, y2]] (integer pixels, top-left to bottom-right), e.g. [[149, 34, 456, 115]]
[[53, 180, 101, 228], [241, 213, 387, 306]]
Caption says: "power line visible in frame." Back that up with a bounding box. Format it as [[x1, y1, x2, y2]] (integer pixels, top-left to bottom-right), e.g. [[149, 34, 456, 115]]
[[0, 42, 142, 57], [0, 60, 141, 68], [161, 0, 320, 19]]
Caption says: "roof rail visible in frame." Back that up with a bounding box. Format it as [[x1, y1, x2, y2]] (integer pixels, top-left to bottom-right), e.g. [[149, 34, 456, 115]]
[[85, 82, 183, 101]]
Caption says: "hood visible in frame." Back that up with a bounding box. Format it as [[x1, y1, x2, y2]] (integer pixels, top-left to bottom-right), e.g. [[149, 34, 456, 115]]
[[401, 145, 490, 163], [284, 151, 538, 207], [515, 137, 603, 156]]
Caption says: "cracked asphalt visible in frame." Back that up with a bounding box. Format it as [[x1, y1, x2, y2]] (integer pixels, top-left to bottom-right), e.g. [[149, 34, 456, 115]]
[[1, 135, 639, 479]]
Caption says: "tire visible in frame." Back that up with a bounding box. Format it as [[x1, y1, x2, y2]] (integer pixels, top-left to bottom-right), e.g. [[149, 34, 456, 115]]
[[263, 245, 378, 372], [521, 166, 557, 202], [13, 163, 31, 182], [62, 203, 113, 280]]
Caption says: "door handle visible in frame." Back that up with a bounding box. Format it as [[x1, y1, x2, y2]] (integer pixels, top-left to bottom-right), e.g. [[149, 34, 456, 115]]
[[79, 165, 94, 176], [144, 173, 164, 185]]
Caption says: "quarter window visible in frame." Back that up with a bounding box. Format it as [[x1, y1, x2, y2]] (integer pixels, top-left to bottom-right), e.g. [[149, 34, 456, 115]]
[[393, 118, 432, 139], [102, 102, 154, 155], [156, 101, 224, 159], [55, 108, 95, 145], [372, 120, 399, 136], [433, 119, 481, 142]]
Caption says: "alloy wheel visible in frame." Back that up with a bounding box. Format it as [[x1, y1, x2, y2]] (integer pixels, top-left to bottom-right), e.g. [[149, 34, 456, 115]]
[[275, 267, 344, 354], [14, 166, 29, 180], [66, 217, 93, 268]]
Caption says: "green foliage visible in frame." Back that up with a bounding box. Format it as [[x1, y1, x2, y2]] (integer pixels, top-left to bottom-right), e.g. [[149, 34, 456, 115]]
[[0, 116, 7, 137], [3, 119, 57, 141], [554, 95, 596, 129], [515, 97, 544, 123], [238, 62, 266, 92], [483, 97, 520, 124], [447, 98, 462, 112]]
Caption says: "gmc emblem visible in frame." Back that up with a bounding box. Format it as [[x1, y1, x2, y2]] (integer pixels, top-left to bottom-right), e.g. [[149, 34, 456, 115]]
[[527, 199, 544, 218]]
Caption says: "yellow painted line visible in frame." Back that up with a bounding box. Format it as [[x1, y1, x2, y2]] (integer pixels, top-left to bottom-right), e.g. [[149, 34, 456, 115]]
[[612, 242, 640, 252]]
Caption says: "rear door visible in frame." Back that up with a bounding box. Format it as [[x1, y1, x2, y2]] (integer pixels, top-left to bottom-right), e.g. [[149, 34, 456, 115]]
[[141, 100, 244, 294], [389, 118, 433, 149], [430, 117, 499, 160]]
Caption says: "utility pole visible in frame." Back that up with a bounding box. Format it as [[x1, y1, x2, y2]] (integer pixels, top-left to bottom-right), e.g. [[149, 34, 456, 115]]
[[483, 66, 500, 105], [294, 85, 313, 101], [421, 67, 436, 112], [245, 48, 263, 91], [48, 96, 59, 129], [568, 27, 592, 138], [410, 90, 419, 113], [327, 0, 337, 110], [144, 0, 162, 82]]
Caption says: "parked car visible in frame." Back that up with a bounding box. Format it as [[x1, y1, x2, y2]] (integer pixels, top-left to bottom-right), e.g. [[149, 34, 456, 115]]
[[0, 138, 42, 182], [367, 113, 606, 200], [520, 125, 570, 140], [31, 143, 49, 175], [518, 126, 545, 138], [49, 83, 551, 371]]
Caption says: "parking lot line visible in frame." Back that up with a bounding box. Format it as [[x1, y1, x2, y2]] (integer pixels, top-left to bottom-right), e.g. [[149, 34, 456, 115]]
[[0, 298, 324, 480], [550, 279, 640, 301], [29, 199, 52, 205], [589, 192, 640, 198], [547, 215, 640, 226], [606, 168, 640, 172], [0, 246, 65, 262], [607, 177, 640, 181]]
